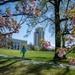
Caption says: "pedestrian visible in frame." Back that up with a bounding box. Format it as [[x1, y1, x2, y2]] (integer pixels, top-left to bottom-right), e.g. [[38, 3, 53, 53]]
[[21, 46, 26, 58]]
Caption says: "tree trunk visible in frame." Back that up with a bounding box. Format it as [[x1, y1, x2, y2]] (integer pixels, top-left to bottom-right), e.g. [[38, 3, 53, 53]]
[[53, 0, 61, 60]]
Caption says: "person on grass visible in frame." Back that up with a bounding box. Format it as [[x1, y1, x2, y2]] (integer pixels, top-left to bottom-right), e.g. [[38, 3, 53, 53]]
[[21, 46, 26, 58]]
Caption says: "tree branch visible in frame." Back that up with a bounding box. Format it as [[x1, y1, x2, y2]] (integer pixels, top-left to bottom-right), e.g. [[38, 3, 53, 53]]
[[60, 0, 70, 23], [0, 0, 20, 5], [2, 13, 32, 17], [2, 31, 16, 36], [49, 0, 55, 6], [60, 18, 68, 22]]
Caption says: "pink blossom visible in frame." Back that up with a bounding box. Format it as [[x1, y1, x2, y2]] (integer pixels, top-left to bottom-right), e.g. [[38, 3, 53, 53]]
[[31, 8, 36, 14], [64, 14, 68, 17], [11, 18, 14, 21], [44, 44, 48, 49], [66, 10, 70, 13], [69, 37, 74, 41], [8, 34, 12, 38], [13, 25, 16, 29], [7, 24, 13, 28], [7, 11, 12, 16], [67, 37, 74, 44], [72, 18, 75, 22], [6, 9, 12, 16], [15, 29, 19, 33], [0, 16, 5, 24], [58, 49, 66, 57], [24, 9, 29, 13], [72, 61, 75, 64], [36, 11, 41, 16], [72, 34, 75, 38], [32, 9, 36, 14], [66, 24, 69, 26], [31, 1, 37, 7], [29, 8, 36, 14], [44, 41, 51, 48], [16, 25, 21, 29], [68, 57, 71, 61], [68, 57, 75, 65], [58, 53, 63, 57], [17, 25, 21, 29], [64, 10, 70, 17], [72, 24, 75, 27], [61, 49, 66, 55]]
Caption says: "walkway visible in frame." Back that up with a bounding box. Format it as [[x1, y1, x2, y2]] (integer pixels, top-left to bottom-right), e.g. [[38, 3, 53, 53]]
[[0, 54, 75, 70]]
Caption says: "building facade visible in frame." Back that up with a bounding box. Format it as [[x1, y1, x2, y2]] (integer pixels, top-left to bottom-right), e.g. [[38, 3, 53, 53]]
[[0, 38, 27, 50], [34, 27, 44, 47], [11, 38, 27, 50]]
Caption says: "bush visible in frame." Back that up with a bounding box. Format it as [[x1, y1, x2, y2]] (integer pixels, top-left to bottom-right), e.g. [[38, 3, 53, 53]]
[[34, 46, 40, 51], [40, 47, 48, 51]]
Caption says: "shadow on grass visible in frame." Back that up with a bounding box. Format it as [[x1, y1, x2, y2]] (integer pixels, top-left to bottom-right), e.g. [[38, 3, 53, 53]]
[[0, 58, 74, 75], [28, 56, 52, 62], [0, 59, 10, 64], [0, 60, 17, 72], [56, 66, 71, 75], [0, 57, 74, 75], [0, 56, 31, 61], [25, 65, 72, 75], [13, 56, 31, 60], [21, 64, 52, 75], [62, 66, 70, 75]]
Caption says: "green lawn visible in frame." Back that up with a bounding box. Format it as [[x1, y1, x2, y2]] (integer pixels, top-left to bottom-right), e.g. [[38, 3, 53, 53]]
[[0, 48, 54, 62], [0, 48, 75, 62], [0, 48, 75, 75]]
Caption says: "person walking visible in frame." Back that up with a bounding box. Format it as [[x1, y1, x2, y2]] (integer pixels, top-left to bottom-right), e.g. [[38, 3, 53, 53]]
[[21, 46, 26, 58]]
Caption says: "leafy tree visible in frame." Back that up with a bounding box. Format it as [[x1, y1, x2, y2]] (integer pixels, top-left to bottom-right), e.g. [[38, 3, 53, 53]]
[[0, 0, 41, 46], [0, 0, 75, 60]]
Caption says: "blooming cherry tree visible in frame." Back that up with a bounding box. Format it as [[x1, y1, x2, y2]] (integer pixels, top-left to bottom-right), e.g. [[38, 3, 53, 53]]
[[15, 0, 41, 16], [40, 38, 51, 49], [0, 0, 41, 47], [56, 4, 75, 64]]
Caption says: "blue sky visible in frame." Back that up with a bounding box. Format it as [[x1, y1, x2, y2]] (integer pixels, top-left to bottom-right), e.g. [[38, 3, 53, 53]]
[[0, 1, 55, 46], [12, 23, 55, 46]]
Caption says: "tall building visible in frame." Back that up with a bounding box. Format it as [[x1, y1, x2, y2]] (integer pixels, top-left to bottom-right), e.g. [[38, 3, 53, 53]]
[[34, 27, 44, 47]]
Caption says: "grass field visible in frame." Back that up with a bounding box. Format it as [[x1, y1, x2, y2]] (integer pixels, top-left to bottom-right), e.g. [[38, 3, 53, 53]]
[[0, 48, 75, 62], [0, 48, 55, 62], [0, 48, 75, 75]]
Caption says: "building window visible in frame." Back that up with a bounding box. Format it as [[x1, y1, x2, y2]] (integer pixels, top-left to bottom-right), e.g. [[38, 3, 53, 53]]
[[18, 45, 19, 50], [15, 45, 16, 49]]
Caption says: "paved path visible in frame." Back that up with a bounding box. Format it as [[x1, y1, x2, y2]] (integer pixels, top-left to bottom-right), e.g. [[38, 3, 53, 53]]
[[0, 54, 75, 70]]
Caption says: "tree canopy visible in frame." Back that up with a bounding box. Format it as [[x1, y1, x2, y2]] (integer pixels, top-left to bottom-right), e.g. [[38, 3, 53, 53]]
[[0, 0, 75, 60]]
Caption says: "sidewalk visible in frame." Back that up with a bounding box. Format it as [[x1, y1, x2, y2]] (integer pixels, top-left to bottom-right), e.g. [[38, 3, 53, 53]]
[[0, 54, 75, 70]]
